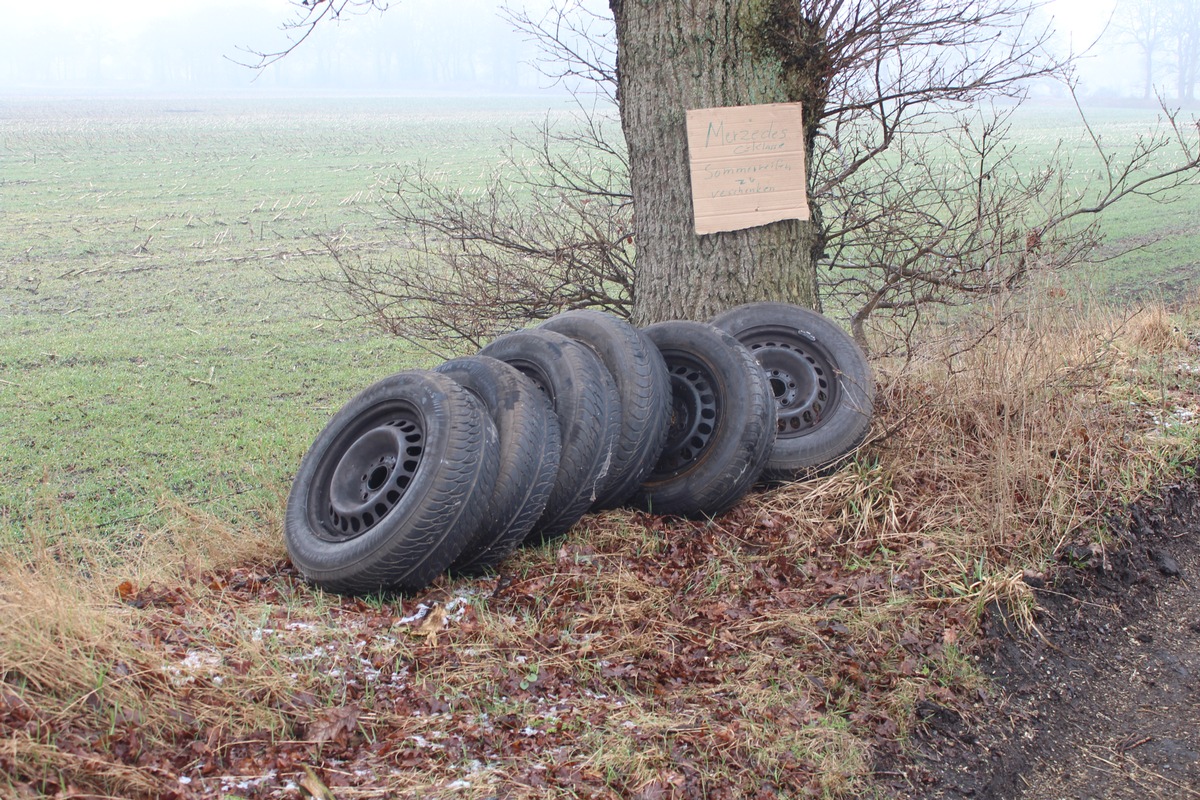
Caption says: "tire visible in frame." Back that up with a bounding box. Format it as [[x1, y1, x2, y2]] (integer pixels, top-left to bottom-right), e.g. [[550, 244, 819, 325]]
[[434, 356, 562, 573], [540, 309, 670, 510], [479, 328, 621, 542], [631, 321, 776, 518], [284, 370, 500, 595], [709, 302, 875, 482]]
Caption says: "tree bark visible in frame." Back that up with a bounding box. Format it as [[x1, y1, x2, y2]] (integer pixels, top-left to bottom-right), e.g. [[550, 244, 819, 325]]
[[610, 0, 825, 325]]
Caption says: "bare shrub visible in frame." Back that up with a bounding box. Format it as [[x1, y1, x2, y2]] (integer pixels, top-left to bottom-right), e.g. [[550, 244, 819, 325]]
[[292, 3, 1198, 353], [821, 98, 1200, 352], [303, 113, 634, 355]]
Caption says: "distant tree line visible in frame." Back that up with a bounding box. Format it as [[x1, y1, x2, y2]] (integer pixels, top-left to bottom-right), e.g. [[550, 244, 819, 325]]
[[1119, 0, 1200, 101], [0, 2, 543, 93]]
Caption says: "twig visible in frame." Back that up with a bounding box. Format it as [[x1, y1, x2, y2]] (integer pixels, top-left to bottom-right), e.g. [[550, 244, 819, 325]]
[[1118, 735, 1152, 753], [188, 366, 216, 387], [1085, 747, 1200, 798]]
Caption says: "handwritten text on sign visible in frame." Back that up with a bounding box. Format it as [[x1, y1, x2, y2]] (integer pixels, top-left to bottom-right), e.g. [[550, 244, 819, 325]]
[[685, 103, 810, 235]]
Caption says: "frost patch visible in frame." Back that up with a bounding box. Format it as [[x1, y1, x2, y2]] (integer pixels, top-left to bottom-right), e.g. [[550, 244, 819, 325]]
[[1146, 405, 1200, 428], [162, 650, 223, 686]]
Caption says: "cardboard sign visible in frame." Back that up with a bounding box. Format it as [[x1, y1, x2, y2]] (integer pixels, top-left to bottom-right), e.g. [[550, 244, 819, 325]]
[[685, 102, 810, 235]]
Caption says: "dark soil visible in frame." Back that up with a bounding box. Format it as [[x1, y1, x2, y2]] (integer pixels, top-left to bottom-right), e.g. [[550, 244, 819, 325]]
[[885, 479, 1200, 798]]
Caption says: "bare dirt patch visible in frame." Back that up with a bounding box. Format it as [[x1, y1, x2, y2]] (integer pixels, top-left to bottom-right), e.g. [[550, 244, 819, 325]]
[[887, 477, 1200, 798]]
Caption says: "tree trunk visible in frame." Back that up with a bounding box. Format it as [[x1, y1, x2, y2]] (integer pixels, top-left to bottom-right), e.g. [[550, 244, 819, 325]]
[[1175, 0, 1200, 102], [1143, 48, 1154, 100], [610, 0, 826, 325]]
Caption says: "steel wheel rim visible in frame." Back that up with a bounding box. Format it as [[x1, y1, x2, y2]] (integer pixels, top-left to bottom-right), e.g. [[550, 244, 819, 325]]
[[741, 328, 840, 438], [309, 403, 426, 542], [652, 354, 720, 477]]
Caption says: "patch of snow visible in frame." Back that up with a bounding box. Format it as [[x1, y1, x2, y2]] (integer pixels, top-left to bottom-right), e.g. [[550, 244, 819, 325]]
[[162, 650, 223, 687], [396, 603, 431, 626], [290, 645, 330, 662]]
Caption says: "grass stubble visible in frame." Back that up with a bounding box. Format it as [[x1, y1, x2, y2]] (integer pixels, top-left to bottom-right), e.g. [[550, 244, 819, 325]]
[[2, 98, 1200, 798]]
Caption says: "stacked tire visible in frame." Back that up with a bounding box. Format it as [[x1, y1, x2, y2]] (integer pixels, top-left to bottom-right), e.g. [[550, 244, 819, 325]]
[[284, 304, 874, 596]]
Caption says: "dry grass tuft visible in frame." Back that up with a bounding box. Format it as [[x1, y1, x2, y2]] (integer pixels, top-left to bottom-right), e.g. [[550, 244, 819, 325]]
[[870, 294, 1178, 563], [0, 505, 294, 798], [1122, 303, 1189, 354]]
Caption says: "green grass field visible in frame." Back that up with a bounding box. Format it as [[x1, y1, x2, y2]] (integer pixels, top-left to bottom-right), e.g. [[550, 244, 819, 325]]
[[0, 95, 576, 536], [1, 96, 1196, 538], [1017, 105, 1200, 297]]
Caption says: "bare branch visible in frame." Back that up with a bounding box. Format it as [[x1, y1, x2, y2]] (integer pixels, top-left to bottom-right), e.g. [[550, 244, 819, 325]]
[[501, 2, 618, 102], [232, 0, 389, 71]]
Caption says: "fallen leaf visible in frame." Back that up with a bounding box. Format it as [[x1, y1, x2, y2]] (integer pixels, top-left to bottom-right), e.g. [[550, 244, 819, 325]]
[[306, 704, 361, 747], [411, 605, 447, 645]]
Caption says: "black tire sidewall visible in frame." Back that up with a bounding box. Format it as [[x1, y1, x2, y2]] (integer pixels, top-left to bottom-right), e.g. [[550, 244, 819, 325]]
[[479, 328, 620, 541], [540, 309, 670, 509], [434, 356, 561, 572]]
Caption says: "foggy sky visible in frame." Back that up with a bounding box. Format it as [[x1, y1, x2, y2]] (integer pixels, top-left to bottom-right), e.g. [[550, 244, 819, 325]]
[[0, 0, 1143, 98], [0, 0, 564, 95]]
